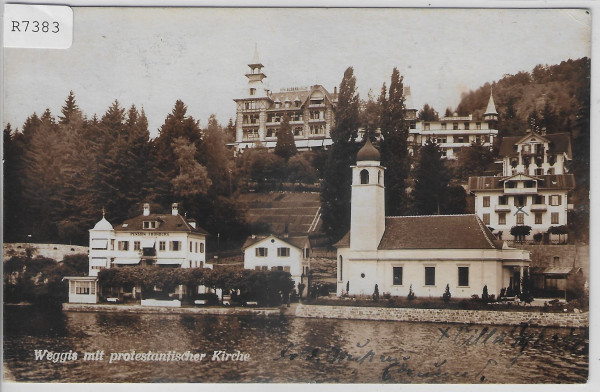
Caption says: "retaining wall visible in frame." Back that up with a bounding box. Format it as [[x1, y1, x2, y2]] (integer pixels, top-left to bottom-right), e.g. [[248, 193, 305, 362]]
[[63, 303, 282, 317], [294, 304, 588, 328]]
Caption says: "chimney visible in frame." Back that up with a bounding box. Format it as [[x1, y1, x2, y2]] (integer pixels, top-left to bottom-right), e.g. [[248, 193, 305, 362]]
[[172, 203, 179, 216], [143, 203, 150, 216]]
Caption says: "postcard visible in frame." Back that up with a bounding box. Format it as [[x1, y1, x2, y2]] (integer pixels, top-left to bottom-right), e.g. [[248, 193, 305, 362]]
[[2, 2, 595, 390]]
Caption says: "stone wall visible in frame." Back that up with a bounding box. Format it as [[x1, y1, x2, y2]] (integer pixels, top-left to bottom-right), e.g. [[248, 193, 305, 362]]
[[3, 243, 88, 261], [63, 303, 282, 317], [294, 304, 588, 328]]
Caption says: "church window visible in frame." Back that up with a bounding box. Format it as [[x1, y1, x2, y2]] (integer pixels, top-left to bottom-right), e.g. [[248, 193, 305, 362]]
[[393, 267, 403, 286], [425, 267, 436, 286], [339, 256, 343, 281], [458, 267, 469, 287], [360, 169, 369, 184], [200, 243, 204, 253], [378, 171, 382, 185]]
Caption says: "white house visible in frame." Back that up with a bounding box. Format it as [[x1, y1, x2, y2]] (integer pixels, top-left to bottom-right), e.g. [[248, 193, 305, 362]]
[[469, 131, 575, 242], [335, 139, 530, 298], [408, 91, 499, 159], [66, 203, 212, 304], [242, 234, 310, 289], [88, 203, 210, 276]]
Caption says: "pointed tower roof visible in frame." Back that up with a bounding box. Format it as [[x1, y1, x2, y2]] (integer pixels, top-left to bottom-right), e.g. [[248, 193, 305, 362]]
[[403, 86, 415, 111], [357, 138, 380, 162], [484, 88, 498, 116], [249, 43, 263, 68]]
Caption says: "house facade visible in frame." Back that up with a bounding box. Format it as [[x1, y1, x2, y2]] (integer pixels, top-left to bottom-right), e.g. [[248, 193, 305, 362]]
[[231, 46, 338, 152], [336, 139, 530, 298], [408, 92, 499, 159], [242, 234, 310, 289], [88, 203, 210, 276], [469, 131, 575, 242]]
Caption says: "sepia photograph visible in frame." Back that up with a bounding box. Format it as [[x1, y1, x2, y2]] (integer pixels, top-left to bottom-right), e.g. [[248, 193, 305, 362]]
[[2, 2, 594, 387]]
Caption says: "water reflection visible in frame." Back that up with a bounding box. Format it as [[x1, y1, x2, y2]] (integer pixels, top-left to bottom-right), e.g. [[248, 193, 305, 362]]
[[3, 306, 588, 383]]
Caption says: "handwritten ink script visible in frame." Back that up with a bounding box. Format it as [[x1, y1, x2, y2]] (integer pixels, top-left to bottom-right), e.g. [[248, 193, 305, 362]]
[[274, 323, 588, 382]]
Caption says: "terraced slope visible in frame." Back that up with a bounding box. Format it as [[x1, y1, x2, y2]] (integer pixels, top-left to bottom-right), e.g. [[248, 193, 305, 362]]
[[237, 192, 322, 235]]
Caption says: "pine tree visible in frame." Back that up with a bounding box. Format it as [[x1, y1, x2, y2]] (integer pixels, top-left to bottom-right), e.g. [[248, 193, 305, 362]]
[[411, 140, 450, 215], [321, 67, 360, 241], [274, 114, 297, 161], [150, 100, 203, 208], [201, 114, 234, 196], [58, 91, 79, 124], [417, 103, 439, 121], [380, 68, 409, 216]]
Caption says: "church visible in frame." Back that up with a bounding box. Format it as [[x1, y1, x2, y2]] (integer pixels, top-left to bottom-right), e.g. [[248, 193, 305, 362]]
[[335, 140, 530, 298]]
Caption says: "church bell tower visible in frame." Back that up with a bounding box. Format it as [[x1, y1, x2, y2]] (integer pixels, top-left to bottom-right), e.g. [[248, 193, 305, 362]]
[[350, 138, 386, 251]]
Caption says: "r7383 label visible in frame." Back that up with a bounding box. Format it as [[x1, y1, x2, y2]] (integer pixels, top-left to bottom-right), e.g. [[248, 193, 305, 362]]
[[11, 20, 60, 34]]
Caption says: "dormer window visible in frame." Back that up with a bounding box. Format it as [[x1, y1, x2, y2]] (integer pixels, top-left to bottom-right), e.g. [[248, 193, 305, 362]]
[[143, 221, 158, 229]]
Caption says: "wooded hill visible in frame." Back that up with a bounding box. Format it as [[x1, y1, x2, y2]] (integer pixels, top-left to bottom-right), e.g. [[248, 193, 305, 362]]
[[454, 58, 590, 138]]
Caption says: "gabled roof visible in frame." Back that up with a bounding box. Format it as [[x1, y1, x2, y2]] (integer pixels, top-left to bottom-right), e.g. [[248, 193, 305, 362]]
[[267, 85, 336, 111], [498, 132, 572, 158], [468, 174, 575, 191], [335, 214, 502, 250], [242, 234, 309, 250], [500, 173, 542, 182], [114, 213, 208, 235]]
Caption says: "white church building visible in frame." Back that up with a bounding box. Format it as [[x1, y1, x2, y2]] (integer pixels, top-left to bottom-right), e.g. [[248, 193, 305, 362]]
[[335, 139, 530, 298]]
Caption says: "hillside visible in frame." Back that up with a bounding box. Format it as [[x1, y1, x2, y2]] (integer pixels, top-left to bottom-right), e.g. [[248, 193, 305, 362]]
[[236, 192, 322, 236], [455, 58, 590, 136]]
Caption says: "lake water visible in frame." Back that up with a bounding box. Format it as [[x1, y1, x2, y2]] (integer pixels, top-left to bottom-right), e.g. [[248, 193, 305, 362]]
[[3, 305, 588, 383]]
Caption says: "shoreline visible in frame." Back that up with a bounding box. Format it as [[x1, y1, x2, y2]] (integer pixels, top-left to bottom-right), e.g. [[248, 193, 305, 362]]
[[60, 302, 588, 328]]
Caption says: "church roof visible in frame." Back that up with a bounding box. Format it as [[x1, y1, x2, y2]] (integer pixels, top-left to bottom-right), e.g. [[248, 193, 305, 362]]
[[356, 138, 380, 161], [335, 214, 502, 250]]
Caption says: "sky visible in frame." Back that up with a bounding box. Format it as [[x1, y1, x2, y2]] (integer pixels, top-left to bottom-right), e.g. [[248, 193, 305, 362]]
[[3, 7, 592, 138]]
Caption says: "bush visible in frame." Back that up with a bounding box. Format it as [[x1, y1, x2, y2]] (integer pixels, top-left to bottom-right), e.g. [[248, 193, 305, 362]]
[[373, 284, 380, 302], [533, 232, 543, 243], [442, 284, 451, 302], [407, 284, 416, 300], [482, 285, 489, 303]]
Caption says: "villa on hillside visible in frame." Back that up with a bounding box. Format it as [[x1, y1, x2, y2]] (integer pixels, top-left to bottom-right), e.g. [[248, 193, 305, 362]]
[[64, 203, 212, 304], [335, 138, 530, 298], [469, 130, 575, 243], [407, 91, 499, 159]]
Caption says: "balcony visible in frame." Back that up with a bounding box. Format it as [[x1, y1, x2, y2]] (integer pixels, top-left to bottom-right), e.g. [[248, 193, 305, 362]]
[[309, 118, 325, 123], [530, 204, 547, 211], [503, 187, 538, 195], [495, 205, 511, 212]]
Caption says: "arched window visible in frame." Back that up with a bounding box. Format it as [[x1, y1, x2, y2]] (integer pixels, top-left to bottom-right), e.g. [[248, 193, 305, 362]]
[[360, 169, 369, 184], [378, 171, 382, 185], [339, 256, 343, 281]]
